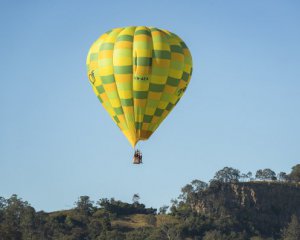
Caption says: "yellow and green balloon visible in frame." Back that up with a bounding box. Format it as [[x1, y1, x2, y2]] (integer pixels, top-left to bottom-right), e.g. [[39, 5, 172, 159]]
[[86, 26, 193, 147]]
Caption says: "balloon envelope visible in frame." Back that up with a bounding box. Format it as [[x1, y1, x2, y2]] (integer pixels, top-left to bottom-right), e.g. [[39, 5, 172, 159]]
[[86, 26, 193, 147]]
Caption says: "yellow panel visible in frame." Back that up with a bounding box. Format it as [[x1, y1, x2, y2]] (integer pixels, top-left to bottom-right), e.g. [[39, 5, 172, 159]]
[[105, 29, 123, 42], [161, 111, 168, 118], [135, 99, 147, 107], [151, 116, 160, 124], [117, 90, 131, 98], [99, 66, 114, 75], [184, 64, 192, 72], [113, 57, 132, 65], [164, 85, 177, 94], [115, 74, 132, 83], [104, 83, 117, 91], [120, 26, 136, 35], [134, 66, 151, 75], [148, 92, 161, 100], [99, 59, 110, 67], [134, 49, 151, 57], [116, 41, 133, 48], [110, 99, 121, 107], [99, 50, 113, 59], [118, 115, 126, 124], [139, 130, 153, 140], [136, 113, 144, 120], [153, 59, 170, 68], [100, 94, 109, 102], [150, 75, 168, 84], [133, 81, 149, 91], [170, 95, 180, 104], [88, 62, 98, 69], [141, 123, 149, 130], [158, 101, 168, 109], [172, 52, 184, 61], [145, 107, 156, 115], [123, 106, 134, 112], [168, 68, 182, 79], [135, 35, 151, 42]]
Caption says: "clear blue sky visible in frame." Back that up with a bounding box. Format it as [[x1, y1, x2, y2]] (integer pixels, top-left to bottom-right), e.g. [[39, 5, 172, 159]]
[[1, 0, 299, 211]]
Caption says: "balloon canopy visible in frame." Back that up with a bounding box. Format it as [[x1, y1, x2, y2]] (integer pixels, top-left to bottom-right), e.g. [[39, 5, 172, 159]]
[[86, 26, 193, 147]]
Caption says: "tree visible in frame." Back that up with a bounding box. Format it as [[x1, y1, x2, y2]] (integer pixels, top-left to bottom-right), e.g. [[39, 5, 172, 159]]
[[75, 196, 94, 215], [213, 167, 240, 183], [250, 237, 264, 240], [160, 222, 182, 240], [159, 205, 169, 214], [179, 180, 208, 205], [92, 210, 111, 231], [240, 173, 247, 182], [20, 205, 36, 240], [126, 228, 152, 240], [255, 169, 264, 180], [191, 179, 208, 192], [289, 164, 300, 182], [255, 169, 276, 181], [101, 230, 125, 240], [88, 218, 103, 239], [247, 171, 253, 181], [145, 214, 157, 226], [263, 168, 277, 180], [132, 194, 140, 204], [0, 194, 35, 240], [282, 214, 300, 240], [179, 184, 193, 201], [278, 172, 288, 181], [247, 172, 254, 181], [0, 196, 6, 224], [203, 230, 224, 240]]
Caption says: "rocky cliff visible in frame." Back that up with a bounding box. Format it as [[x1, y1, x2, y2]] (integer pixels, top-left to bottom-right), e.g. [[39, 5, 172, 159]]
[[191, 181, 300, 238]]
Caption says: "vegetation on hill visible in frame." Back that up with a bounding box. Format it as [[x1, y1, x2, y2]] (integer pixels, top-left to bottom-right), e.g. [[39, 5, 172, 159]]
[[0, 164, 300, 240]]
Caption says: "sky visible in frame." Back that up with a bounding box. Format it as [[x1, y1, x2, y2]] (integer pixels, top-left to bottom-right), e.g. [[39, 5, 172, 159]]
[[0, 0, 299, 212]]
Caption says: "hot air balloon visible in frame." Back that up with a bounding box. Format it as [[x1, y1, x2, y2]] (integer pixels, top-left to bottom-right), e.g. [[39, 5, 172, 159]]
[[86, 26, 193, 164]]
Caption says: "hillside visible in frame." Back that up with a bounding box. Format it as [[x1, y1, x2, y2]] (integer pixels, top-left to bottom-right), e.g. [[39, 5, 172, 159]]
[[177, 181, 300, 239], [1, 165, 300, 240]]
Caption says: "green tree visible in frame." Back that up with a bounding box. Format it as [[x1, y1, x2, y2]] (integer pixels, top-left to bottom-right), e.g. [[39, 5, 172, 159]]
[[92, 210, 111, 231], [250, 237, 271, 240], [278, 172, 288, 181], [289, 164, 300, 182], [75, 195, 94, 215], [241, 171, 253, 182], [100, 230, 125, 240], [255, 169, 264, 180], [20, 205, 36, 240], [263, 168, 277, 180], [213, 167, 240, 183], [250, 237, 264, 240], [255, 169, 276, 181], [190, 179, 208, 192], [179, 184, 193, 202], [203, 230, 224, 240], [132, 193, 140, 204], [125, 228, 152, 240], [159, 205, 169, 214], [145, 214, 157, 226], [87, 218, 103, 239], [179, 180, 208, 203], [1, 194, 33, 240], [282, 214, 300, 240], [160, 222, 182, 240]]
